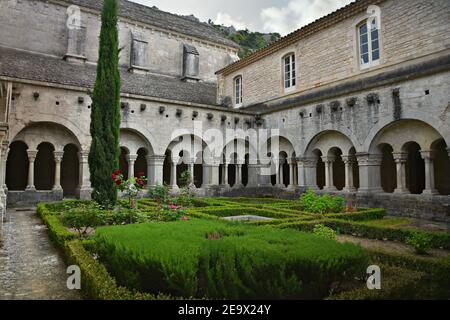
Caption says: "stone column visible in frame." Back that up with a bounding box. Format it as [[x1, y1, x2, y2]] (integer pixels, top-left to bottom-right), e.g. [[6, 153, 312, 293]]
[[287, 159, 296, 189], [77, 151, 91, 200], [126, 154, 137, 179], [258, 162, 273, 187], [357, 153, 383, 193], [170, 157, 179, 191], [188, 158, 196, 188], [393, 153, 409, 194], [52, 151, 64, 192], [210, 160, 220, 186], [26, 150, 37, 191], [322, 156, 336, 191], [298, 157, 318, 189], [0, 142, 8, 192], [276, 159, 285, 188], [342, 156, 356, 192], [421, 151, 438, 195], [221, 163, 230, 188], [247, 163, 260, 188], [146, 155, 165, 187], [234, 161, 244, 188]]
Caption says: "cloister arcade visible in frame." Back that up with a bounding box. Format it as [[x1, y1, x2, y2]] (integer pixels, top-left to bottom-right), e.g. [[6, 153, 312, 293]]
[[3, 120, 449, 200]]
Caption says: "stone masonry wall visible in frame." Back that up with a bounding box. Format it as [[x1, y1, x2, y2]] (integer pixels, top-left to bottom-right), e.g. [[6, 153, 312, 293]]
[[0, 0, 237, 83], [218, 0, 450, 107]]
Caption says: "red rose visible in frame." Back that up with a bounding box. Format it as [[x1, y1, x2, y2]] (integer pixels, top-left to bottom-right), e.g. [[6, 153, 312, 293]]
[[115, 179, 122, 186], [114, 170, 121, 175]]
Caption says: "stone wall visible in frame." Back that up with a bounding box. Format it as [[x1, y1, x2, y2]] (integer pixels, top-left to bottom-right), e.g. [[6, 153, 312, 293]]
[[218, 0, 450, 107], [0, 0, 238, 83]]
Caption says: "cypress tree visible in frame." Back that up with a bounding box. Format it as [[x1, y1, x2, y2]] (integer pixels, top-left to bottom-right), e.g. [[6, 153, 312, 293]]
[[89, 0, 121, 208]]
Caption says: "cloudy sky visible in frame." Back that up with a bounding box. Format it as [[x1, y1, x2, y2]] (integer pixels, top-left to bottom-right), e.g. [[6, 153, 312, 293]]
[[130, 0, 354, 35]]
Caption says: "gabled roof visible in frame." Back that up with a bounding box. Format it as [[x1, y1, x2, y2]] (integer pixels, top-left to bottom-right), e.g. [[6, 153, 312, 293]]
[[0, 46, 218, 106], [64, 0, 239, 49], [216, 0, 385, 75]]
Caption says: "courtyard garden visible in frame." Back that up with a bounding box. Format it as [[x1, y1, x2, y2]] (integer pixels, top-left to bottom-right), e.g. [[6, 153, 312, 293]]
[[36, 186, 450, 300]]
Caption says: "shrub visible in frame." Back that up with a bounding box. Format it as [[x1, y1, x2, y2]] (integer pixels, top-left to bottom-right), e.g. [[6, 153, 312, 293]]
[[406, 232, 432, 255], [148, 184, 171, 204], [61, 204, 102, 237], [299, 189, 345, 214], [313, 224, 337, 240], [94, 220, 369, 299]]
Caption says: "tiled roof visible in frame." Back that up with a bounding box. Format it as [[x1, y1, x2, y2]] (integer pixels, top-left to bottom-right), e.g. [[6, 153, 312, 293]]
[[0, 46, 219, 106], [65, 0, 239, 49]]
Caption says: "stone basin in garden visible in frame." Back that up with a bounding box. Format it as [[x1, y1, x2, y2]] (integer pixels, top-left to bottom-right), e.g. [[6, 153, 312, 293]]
[[223, 215, 274, 222]]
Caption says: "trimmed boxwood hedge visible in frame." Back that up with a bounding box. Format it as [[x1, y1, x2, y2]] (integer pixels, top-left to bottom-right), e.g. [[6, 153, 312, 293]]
[[191, 206, 302, 219], [276, 219, 450, 249], [37, 203, 174, 300], [94, 220, 369, 299]]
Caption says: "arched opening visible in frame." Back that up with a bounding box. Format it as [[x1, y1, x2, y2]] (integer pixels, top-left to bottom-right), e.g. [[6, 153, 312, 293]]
[[119, 147, 129, 179], [6, 141, 28, 191], [314, 150, 325, 190], [135, 148, 148, 181], [432, 139, 450, 195], [242, 154, 249, 186], [279, 152, 289, 187], [163, 150, 171, 185], [379, 144, 396, 193], [35, 142, 55, 191], [194, 151, 203, 188], [228, 153, 237, 187], [404, 142, 425, 195], [176, 150, 189, 187], [329, 148, 345, 191], [349, 147, 360, 190], [61, 144, 79, 197]]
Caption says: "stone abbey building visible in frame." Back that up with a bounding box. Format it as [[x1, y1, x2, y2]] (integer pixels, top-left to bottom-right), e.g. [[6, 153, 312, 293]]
[[0, 0, 449, 222]]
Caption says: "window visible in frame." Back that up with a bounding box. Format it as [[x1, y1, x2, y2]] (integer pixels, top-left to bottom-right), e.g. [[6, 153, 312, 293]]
[[358, 18, 380, 67], [234, 76, 242, 105], [284, 54, 296, 89]]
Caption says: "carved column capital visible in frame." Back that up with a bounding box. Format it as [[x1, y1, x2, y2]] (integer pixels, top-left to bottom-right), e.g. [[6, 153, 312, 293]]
[[54, 151, 64, 163], [27, 150, 38, 161]]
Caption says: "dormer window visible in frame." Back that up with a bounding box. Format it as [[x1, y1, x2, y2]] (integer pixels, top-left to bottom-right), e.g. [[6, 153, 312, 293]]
[[358, 17, 380, 68], [234, 76, 243, 106], [283, 53, 296, 90]]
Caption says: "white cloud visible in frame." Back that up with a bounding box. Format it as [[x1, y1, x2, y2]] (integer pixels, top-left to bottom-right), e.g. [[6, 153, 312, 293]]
[[260, 0, 353, 35], [214, 12, 250, 30]]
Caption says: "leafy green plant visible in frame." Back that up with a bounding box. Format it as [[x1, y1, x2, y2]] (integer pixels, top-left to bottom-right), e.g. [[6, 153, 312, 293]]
[[407, 232, 432, 255], [148, 184, 171, 204], [299, 189, 345, 214], [61, 204, 102, 238], [313, 224, 337, 240]]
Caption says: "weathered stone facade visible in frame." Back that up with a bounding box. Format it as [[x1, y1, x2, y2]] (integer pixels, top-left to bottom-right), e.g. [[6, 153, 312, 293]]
[[0, 0, 449, 222]]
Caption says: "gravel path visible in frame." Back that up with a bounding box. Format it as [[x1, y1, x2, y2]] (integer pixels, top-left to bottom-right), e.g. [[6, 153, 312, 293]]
[[0, 208, 81, 300]]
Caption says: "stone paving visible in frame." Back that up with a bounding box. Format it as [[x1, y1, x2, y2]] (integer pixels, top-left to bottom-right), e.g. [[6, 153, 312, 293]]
[[0, 208, 81, 300]]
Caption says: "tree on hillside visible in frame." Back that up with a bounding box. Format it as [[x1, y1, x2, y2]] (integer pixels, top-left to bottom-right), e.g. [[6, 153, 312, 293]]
[[88, 0, 121, 208]]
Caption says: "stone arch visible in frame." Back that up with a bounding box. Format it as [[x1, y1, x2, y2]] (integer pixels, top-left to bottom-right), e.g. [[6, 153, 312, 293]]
[[120, 128, 154, 156], [12, 122, 81, 151], [120, 123, 159, 155], [305, 130, 355, 157], [369, 119, 443, 154], [369, 120, 448, 195], [432, 139, 450, 195]]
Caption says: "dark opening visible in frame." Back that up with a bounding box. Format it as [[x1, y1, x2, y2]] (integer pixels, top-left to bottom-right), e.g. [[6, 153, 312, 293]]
[[61, 144, 79, 196], [380, 144, 396, 193], [405, 142, 425, 194], [6, 141, 28, 191], [35, 142, 55, 190]]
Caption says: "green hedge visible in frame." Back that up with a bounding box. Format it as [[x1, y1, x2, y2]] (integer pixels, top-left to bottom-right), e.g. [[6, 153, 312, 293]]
[[94, 220, 369, 299], [37, 203, 174, 300], [326, 209, 386, 221], [276, 219, 450, 249], [192, 206, 301, 219]]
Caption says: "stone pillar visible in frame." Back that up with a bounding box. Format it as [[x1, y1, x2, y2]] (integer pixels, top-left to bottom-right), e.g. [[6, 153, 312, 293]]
[[421, 151, 438, 195], [26, 150, 37, 191], [247, 163, 260, 188], [342, 156, 356, 192], [258, 162, 273, 187], [126, 154, 137, 179], [322, 156, 336, 191], [357, 153, 383, 193], [210, 160, 220, 186], [146, 155, 165, 186], [188, 158, 196, 188], [298, 157, 318, 190], [170, 157, 179, 191], [0, 142, 8, 192], [234, 161, 244, 188], [276, 159, 285, 188], [393, 153, 409, 194], [221, 163, 230, 188], [77, 151, 91, 200], [53, 151, 64, 192], [287, 159, 296, 189]]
